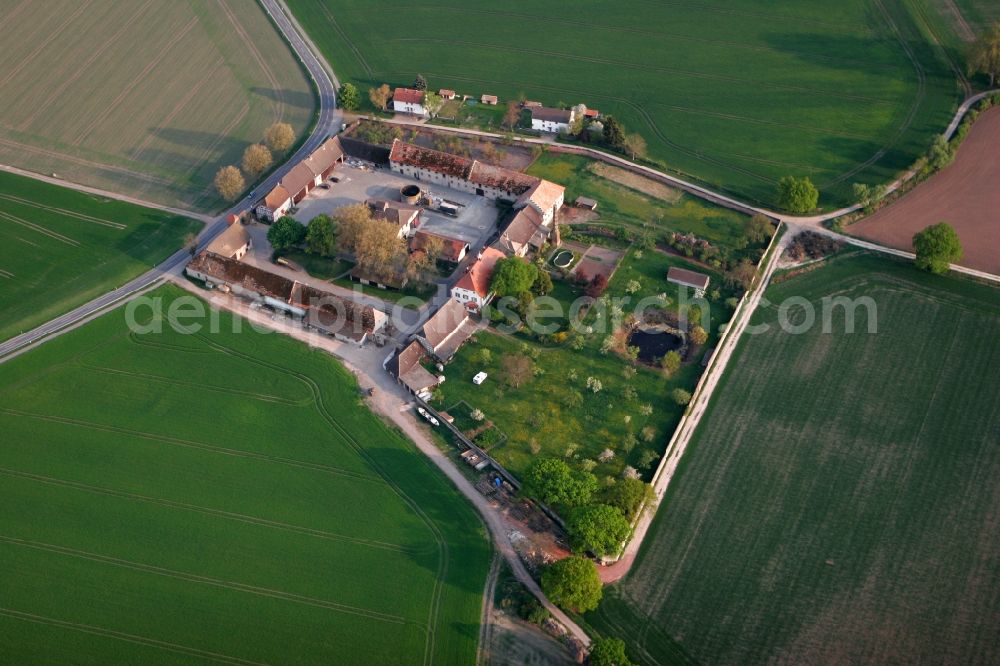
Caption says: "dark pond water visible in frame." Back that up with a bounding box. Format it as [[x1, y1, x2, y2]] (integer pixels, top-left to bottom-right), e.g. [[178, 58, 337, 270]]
[[627, 328, 683, 364]]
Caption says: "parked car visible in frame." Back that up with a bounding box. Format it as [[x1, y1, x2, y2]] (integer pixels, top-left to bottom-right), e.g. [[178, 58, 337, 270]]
[[472, 372, 488, 385]]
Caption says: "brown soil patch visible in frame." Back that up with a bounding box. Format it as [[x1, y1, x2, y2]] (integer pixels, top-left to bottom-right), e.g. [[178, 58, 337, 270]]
[[852, 106, 1000, 276], [588, 161, 683, 203]]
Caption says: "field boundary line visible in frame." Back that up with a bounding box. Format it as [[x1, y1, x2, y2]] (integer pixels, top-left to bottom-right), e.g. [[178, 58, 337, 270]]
[[0, 138, 175, 187], [0, 536, 416, 626], [0, 607, 264, 666], [0, 466, 416, 553], [0, 408, 386, 484]]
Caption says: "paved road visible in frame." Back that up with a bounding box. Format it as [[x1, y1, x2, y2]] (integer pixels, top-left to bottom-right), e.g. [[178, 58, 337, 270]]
[[0, 0, 341, 361]]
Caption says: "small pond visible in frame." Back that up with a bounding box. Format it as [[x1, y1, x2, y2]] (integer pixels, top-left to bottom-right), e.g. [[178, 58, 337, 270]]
[[627, 327, 684, 364]]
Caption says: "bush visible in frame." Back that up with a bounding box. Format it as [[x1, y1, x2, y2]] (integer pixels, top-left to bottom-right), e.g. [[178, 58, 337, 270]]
[[671, 388, 692, 406], [913, 222, 963, 275], [787, 231, 843, 261], [776, 176, 819, 214]]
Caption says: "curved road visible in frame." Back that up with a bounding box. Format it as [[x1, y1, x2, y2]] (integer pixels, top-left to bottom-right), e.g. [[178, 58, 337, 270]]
[[0, 0, 340, 360]]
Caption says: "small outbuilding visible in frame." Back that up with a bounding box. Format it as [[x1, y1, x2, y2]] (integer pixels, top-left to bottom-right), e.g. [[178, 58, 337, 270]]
[[439, 89, 456, 100], [480, 94, 498, 105], [667, 266, 711, 297], [575, 196, 598, 211]]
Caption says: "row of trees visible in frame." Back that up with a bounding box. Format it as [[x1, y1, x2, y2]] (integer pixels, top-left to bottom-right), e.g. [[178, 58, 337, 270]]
[[213, 122, 297, 201]]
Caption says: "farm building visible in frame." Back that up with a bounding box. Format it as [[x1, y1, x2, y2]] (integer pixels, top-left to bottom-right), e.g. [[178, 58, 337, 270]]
[[349, 266, 408, 291], [576, 196, 598, 211], [451, 247, 505, 311], [530, 107, 574, 133], [388, 340, 439, 398], [206, 221, 252, 260], [522, 100, 542, 108], [388, 140, 564, 210], [393, 87, 427, 116], [256, 137, 344, 220], [410, 230, 470, 264], [667, 266, 711, 297], [480, 94, 498, 105], [416, 297, 476, 362], [185, 252, 385, 344], [439, 89, 456, 100], [366, 198, 421, 238]]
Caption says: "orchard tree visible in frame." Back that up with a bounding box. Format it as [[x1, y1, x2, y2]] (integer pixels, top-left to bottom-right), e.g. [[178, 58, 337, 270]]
[[523, 457, 598, 507], [339, 82, 360, 111], [672, 388, 692, 406], [500, 354, 534, 388], [491, 256, 538, 297], [566, 504, 632, 557], [968, 21, 1000, 85], [264, 122, 295, 153], [724, 259, 758, 291], [776, 176, 819, 214], [541, 556, 603, 612], [423, 91, 443, 118], [913, 222, 963, 275], [267, 216, 306, 252], [689, 325, 708, 346], [589, 638, 635, 666], [306, 214, 336, 257], [368, 84, 391, 110], [213, 165, 244, 201], [242, 144, 273, 176]]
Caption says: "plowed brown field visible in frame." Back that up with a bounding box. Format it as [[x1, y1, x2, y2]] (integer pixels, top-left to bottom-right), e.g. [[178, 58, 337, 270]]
[[853, 106, 1000, 275]]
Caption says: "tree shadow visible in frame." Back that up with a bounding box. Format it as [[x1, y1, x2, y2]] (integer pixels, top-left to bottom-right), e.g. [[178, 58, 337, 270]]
[[251, 86, 316, 110]]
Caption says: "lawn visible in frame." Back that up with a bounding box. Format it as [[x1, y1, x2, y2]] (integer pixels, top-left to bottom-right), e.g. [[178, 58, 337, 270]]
[[288, 0, 960, 207], [0, 284, 491, 665], [588, 253, 1000, 665], [528, 153, 750, 249], [0, 170, 202, 342], [0, 0, 315, 211]]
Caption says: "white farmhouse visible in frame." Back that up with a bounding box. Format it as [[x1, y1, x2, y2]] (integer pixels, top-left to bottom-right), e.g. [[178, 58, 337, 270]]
[[392, 87, 427, 116]]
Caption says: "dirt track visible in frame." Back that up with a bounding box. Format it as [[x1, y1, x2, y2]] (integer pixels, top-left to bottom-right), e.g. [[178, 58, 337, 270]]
[[852, 107, 1000, 275]]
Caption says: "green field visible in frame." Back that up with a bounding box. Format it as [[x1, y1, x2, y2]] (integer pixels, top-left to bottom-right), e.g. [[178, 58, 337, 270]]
[[0, 171, 202, 342], [589, 253, 1000, 665], [0, 285, 490, 664], [0, 0, 315, 211], [289, 0, 961, 207]]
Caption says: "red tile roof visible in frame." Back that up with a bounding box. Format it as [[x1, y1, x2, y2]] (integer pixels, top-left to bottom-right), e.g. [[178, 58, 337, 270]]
[[393, 87, 424, 104], [389, 139, 474, 179], [454, 247, 505, 299]]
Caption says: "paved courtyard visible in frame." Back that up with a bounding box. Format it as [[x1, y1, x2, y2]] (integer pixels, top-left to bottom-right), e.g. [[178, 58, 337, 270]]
[[290, 163, 501, 249]]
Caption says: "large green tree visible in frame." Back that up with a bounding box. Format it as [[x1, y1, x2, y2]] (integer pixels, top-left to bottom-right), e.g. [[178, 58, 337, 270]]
[[306, 214, 336, 257], [603, 477, 654, 521], [776, 176, 819, 214], [339, 82, 360, 111], [523, 458, 597, 508], [588, 638, 636, 666], [913, 222, 963, 275], [603, 116, 626, 149], [490, 256, 538, 297], [541, 556, 603, 612], [567, 504, 632, 557], [267, 216, 306, 252]]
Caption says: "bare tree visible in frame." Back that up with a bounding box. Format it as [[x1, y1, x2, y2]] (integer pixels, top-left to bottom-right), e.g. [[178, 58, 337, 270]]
[[623, 133, 647, 161], [368, 84, 391, 110], [500, 354, 534, 388]]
